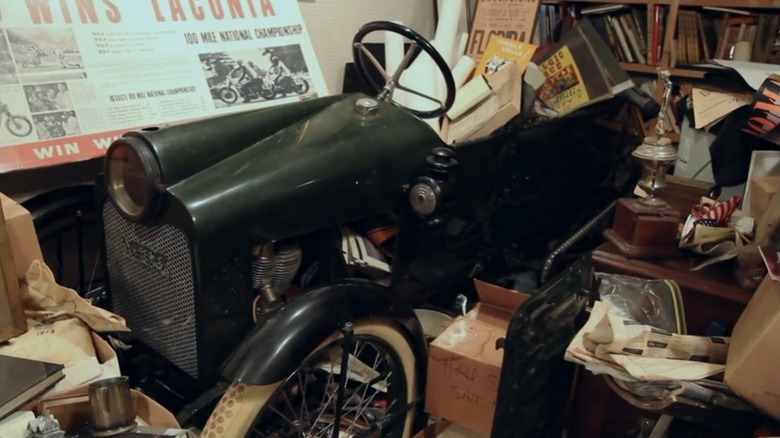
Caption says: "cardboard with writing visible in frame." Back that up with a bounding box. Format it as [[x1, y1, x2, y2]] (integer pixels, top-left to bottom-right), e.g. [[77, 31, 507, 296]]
[[425, 279, 530, 436], [725, 274, 780, 421], [3, 319, 121, 397]]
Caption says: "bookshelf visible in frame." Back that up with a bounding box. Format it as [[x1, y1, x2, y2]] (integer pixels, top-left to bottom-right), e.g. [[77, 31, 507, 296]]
[[541, 0, 780, 141], [619, 62, 706, 78]]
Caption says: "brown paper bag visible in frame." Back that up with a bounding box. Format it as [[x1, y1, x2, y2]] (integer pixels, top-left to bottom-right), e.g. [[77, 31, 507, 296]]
[[23, 260, 128, 332]]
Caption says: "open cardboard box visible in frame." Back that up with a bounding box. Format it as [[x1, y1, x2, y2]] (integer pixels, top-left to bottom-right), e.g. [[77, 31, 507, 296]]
[[47, 330, 122, 396], [425, 279, 530, 437], [25, 385, 180, 434], [412, 419, 483, 438], [440, 62, 523, 145]]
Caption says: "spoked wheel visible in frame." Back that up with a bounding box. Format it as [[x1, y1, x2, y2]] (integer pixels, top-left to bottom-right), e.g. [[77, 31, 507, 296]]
[[202, 321, 417, 438], [7, 115, 33, 137], [218, 87, 239, 104], [294, 80, 310, 95]]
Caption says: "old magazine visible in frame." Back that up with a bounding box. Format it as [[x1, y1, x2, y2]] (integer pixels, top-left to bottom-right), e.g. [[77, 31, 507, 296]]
[[536, 18, 633, 116]]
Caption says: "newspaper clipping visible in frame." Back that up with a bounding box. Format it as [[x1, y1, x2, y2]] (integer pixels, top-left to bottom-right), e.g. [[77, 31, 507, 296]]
[[0, 0, 328, 173]]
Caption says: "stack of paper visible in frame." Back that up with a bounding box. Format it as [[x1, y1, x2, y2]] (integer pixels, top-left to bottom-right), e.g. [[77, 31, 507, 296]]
[[565, 301, 729, 382]]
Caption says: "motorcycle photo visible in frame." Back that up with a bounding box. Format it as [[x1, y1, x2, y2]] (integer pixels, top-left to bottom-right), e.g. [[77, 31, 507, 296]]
[[0, 102, 33, 138], [267, 74, 310, 98], [58, 21, 646, 438], [218, 69, 310, 105], [217, 68, 275, 105]]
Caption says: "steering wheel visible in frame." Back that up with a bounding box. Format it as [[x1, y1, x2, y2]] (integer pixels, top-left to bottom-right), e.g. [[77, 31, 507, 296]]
[[352, 21, 455, 119]]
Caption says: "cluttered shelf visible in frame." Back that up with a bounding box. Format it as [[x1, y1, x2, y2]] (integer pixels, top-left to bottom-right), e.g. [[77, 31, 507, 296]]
[[543, 0, 672, 4], [619, 62, 707, 79], [679, 0, 780, 6], [543, 0, 780, 7]]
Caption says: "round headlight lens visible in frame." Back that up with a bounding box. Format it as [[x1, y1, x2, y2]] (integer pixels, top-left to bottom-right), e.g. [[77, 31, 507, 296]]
[[105, 138, 160, 220]]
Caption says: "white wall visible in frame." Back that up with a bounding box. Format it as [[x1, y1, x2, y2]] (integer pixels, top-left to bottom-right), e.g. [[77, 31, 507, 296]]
[[299, 0, 435, 94]]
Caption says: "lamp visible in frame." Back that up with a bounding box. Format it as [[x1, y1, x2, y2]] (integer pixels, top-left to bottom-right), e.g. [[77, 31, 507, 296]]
[[604, 69, 682, 258]]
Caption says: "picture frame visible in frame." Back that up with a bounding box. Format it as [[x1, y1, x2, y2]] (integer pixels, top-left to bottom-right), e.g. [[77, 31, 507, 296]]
[[0, 198, 27, 343]]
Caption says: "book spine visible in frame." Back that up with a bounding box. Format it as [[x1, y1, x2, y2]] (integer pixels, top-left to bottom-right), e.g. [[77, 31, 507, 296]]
[[652, 5, 662, 65]]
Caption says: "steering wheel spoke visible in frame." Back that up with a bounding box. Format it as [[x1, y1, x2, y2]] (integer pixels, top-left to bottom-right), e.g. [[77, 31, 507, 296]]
[[354, 42, 391, 81], [389, 42, 419, 83], [352, 21, 455, 119], [394, 83, 445, 110]]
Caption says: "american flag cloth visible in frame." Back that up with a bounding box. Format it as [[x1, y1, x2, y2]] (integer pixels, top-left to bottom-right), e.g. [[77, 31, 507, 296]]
[[691, 195, 742, 227]]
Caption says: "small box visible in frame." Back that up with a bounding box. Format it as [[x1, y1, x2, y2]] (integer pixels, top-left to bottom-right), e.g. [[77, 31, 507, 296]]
[[0, 193, 43, 284], [425, 279, 530, 436], [725, 274, 780, 421]]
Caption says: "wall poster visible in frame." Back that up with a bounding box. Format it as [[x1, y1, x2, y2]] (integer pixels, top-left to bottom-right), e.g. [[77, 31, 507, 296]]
[[466, 0, 541, 62], [0, 0, 328, 173]]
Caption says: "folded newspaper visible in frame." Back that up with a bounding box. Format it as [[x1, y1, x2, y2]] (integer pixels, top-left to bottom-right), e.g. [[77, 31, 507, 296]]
[[565, 301, 729, 381]]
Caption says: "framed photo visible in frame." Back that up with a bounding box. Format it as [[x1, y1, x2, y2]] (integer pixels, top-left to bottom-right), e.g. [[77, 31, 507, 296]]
[[0, 199, 26, 343]]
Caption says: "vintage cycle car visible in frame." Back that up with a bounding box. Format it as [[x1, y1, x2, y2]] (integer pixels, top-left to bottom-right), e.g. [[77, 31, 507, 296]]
[[93, 22, 636, 437]]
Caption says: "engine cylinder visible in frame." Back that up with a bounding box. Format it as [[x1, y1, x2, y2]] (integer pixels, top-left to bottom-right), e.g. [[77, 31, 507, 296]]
[[251, 243, 302, 306]]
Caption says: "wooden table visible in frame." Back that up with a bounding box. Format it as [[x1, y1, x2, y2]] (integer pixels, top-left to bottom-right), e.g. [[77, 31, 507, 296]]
[[566, 243, 755, 437]]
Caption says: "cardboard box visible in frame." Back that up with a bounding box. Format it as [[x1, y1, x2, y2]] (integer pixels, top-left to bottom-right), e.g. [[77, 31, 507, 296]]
[[46, 331, 121, 397], [440, 62, 522, 144], [725, 274, 780, 421], [750, 175, 780, 222], [412, 420, 483, 438], [425, 280, 530, 437], [27, 386, 180, 433], [0, 193, 42, 284]]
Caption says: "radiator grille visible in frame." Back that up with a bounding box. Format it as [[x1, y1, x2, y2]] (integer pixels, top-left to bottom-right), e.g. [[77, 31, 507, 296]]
[[103, 202, 198, 378]]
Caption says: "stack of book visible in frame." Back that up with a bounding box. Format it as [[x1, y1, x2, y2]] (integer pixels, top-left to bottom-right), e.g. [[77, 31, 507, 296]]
[[580, 4, 675, 66]]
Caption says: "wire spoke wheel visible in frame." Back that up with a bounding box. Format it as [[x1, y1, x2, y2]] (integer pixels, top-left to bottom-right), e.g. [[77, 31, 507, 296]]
[[7, 115, 32, 137], [203, 322, 416, 438]]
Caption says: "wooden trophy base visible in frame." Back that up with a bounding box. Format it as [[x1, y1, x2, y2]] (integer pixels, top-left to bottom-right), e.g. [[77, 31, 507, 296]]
[[603, 197, 681, 259]]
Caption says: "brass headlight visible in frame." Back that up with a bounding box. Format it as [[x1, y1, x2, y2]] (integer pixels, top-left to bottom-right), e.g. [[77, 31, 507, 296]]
[[105, 137, 161, 221]]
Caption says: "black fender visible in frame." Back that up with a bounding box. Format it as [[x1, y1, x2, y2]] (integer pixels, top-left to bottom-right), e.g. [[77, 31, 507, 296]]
[[221, 279, 428, 387]]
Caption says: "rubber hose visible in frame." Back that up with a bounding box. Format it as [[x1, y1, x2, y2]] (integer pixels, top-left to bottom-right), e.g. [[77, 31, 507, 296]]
[[539, 199, 619, 286]]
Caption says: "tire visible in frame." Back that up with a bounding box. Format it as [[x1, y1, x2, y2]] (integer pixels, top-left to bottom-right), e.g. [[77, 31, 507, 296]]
[[294, 80, 310, 95], [258, 86, 275, 100], [218, 87, 239, 104], [202, 320, 418, 437], [7, 115, 32, 137], [23, 185, 105, 301]]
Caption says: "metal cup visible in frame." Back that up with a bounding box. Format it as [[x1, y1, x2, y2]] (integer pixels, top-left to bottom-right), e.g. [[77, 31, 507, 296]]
[[88, 376, 137, 436]]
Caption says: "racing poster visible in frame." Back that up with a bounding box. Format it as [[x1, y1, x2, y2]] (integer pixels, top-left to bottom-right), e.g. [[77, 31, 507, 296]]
[[0, 0, 328, 173]]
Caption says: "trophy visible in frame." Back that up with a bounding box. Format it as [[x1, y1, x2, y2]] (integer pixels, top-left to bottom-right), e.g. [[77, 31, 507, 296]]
[[604, 69, 682, 258]]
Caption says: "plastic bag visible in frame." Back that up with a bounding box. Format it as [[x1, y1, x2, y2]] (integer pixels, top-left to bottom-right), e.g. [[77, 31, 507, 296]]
[[595, 272, 684, 335]]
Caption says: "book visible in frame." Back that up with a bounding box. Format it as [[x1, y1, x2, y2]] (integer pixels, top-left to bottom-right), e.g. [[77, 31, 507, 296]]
[[0, 354, 64, 420], [475, 34, 537, 79], [535, 18, 633, 117]]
